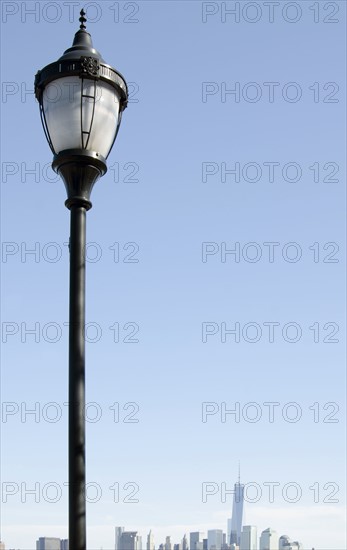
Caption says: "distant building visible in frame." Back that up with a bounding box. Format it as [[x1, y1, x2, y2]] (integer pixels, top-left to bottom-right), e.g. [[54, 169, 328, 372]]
[[116, 527, 125, 550], [259, 528, 278, 550], [147, 531, 155, 550], [165, 537, 172, 550], [207, 530, 223, 550], [182, 534, 188, 550], [230, 480, 244, 546], [227, 519, 232, 547], [115, 528, 142, 550], [190, 532, 204, 550], [36, 538, 61, 550], [240, 526, 257, 550], [279, 536, 303, 550], [0, 542, 5, 550], [122, 532, 138, 550], [279, 536, 291, 550]]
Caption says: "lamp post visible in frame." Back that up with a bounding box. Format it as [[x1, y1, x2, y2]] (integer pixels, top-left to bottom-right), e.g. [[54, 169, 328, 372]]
[[34, 10, 128, 549]]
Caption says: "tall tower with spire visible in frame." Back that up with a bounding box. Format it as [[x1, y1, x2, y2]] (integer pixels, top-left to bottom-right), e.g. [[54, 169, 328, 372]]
[[229, 464, 244, 547], [147, 531, 155, 550]]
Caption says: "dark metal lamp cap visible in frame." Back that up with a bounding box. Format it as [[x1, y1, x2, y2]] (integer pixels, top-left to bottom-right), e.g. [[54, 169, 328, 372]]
[[34, 8, 128, 108], [58, 10, 104, 62]]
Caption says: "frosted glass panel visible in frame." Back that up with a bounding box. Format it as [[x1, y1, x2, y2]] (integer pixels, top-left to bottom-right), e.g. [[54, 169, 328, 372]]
[[85, 80, 120, 157], [43, 76, 82, 153], [43, 76, 120, 158]]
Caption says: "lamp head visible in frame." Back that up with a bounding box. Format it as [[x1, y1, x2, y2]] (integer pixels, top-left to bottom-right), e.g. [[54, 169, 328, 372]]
[[34, 9, 128, 209]]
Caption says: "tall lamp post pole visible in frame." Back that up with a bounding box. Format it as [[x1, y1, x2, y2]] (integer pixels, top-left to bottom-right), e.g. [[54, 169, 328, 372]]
[[34, 11, 128, 549]]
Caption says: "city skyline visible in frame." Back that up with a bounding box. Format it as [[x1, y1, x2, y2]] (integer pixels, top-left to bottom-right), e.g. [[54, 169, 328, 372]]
[[0, 466, 310, 550], [1, 525, 304, 550], [11, 525, 305, 550], [1, 472, 308, 550]]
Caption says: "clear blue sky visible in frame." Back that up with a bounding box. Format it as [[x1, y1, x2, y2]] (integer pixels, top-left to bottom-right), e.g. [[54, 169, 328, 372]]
[[1, 1, 346, 549]]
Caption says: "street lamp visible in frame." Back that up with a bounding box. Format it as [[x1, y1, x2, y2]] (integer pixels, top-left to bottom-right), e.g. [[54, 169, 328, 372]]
[[34, 10, 128, 549]]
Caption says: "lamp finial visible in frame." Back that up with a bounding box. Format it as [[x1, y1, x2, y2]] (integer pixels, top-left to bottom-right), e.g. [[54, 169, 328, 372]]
[[79, 9, 87, 30]]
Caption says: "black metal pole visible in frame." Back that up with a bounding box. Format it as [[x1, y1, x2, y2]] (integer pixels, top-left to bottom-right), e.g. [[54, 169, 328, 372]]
[[68, 204, 87, 550], [54, 156, 103, 549]]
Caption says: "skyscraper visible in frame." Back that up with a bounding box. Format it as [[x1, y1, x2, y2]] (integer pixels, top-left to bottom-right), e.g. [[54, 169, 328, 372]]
[[259, 528, 278, 550], [230, 468, 245, 546], [165, 536, 172, 550], [115, 528, 142, 550], [240, 526, 257, 550], [207, 530, 223, 550], [190, 532, 204, 550], [147, 531, 155, 550], [116, 527, 125, 550], [123, 532, 137, 550]]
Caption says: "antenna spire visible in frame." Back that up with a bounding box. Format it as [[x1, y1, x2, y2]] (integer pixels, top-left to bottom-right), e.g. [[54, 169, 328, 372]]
[[238, 461, 240, 483]]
